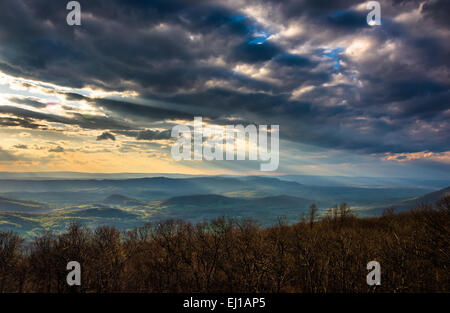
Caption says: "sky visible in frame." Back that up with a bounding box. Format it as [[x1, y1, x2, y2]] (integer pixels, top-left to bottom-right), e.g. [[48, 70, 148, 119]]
[[0, 0, 448, 178]]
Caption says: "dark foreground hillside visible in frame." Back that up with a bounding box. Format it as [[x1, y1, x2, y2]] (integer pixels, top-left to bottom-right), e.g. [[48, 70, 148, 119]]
[[0, 197, 448, 293]]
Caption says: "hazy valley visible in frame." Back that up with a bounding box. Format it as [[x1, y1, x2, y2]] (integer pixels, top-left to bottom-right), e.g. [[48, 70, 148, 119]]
[[0, 173, 447, 238]]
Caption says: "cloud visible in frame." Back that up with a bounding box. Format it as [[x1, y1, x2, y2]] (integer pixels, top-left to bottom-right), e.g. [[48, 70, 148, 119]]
[[0, 105, 132, 131], [0, 147, 15, 161], [13, 144, 28, 149], [95, 98, 195, 121], [48, 146, 64, 153], [97, 132, 116, 141], [0, 116, 44, 129], [9, 97, 47, 108], [114, 129, 172, 141], [0, 0, 447, 172]]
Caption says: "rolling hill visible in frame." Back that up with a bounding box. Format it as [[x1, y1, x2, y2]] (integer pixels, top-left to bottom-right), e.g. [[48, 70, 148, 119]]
[[367, 186, 450, 215], [156, 194, 319, 226], [101, 194, 145, 206], [0, 196, 49, 212]]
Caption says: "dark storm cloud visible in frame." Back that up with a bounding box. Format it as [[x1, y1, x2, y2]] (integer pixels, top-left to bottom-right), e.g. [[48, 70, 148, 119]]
[[0, 116, 44, 129], [64, 93, 87, 101], [136, 129, 172, 140], [326, 10, 370, 29], [115, 129, 172, 141], [231, 41, 281, 63], [95, 98, 195, 121], [13, 144, 28, 149], [160, 88, 312, 118], [421, 0, 450, 27], [60, 92, 197, 121], [273, 54, 315, 67], [9, 97, 47, 108], [0, 105, 132, 130], [97, 132, 116, 141], [0, 0, 448, 157]]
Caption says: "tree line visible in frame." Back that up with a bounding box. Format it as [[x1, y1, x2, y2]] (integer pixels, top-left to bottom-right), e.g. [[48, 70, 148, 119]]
[[0, 197, 448, 293]]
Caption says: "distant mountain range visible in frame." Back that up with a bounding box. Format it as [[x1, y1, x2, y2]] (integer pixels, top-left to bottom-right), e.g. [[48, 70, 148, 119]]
[[0, 172, 448, 189], [279, 175, 450, 189], [367, 186, 450, 215], [0, 176, 434, 205], [0, 174, 447, 238]]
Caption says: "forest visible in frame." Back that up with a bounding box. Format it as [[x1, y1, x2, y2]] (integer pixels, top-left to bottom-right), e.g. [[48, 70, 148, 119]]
[[0, 196, 448, 293]]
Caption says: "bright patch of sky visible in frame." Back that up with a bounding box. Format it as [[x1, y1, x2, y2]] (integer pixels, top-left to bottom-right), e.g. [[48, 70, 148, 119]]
[[323, 47, 345, 71]]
